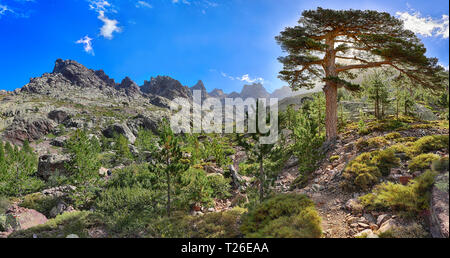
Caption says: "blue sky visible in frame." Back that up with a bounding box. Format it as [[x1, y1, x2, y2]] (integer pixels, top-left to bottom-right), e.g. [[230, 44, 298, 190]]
[[0, 0, 448, 93]]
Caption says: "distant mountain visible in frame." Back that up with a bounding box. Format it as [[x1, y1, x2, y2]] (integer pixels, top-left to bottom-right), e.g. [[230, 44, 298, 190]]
[[240, 83, 270, 99], [191, 80, 209, 99], [270, 86, 296, 100]]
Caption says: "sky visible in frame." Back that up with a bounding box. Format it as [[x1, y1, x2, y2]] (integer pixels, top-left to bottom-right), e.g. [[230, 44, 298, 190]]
[[0, 0, 449, 93]]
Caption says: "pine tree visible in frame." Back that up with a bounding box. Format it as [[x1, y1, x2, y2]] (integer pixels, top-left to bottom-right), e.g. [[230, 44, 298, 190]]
[[276, 8, 446, 141]]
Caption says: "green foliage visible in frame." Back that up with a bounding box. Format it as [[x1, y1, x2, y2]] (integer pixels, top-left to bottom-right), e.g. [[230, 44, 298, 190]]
[[0, 141, 43, 197], [95, 187, 163, 236], [20, 192, 60, 218], [384, 132, 401, 140], [343, 149, 400, 191], [113, 134, 133, 164], [65, 130, 101, 182], [408, 153, 440, 172], [329, 155, 340, 162], [359, 170, 437, 216], [356, 136, 389, 151], [180, 168, 214, 208], [412, 135, 449, 154], [240, 194, 322, 238], [362, 71, 390, 119], [146, 208, 246, 238], [107, 163, 163, 189], [207, 174, 232, 200]]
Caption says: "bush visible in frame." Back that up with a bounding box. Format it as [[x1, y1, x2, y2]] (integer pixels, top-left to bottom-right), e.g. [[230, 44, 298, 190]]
[[356, 136, 389, 151], [207, 174, 232, 200], [240, 194, 322, 238], [384, 132, 401, 140], [359, 170, 437, 216], [372, 149, 401, 176], [20, 193, 60, 218], [94, 187, 164, 236], [408, 153, 440, 172], [412, 135, 449, 154]]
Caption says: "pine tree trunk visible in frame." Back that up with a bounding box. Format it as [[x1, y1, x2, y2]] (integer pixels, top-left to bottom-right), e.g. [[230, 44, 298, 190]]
[[324, 83, 338, 141]]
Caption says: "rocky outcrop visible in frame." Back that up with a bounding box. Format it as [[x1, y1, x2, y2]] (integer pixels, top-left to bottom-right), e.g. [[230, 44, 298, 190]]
[[191, 80, 209, 100], [37, 154, 71, 180], [4, 117, 55, 144], [209, 88, 227, 99], [3, 205, 48, 232], [430, 172, 449, 238], [240, 83, 270, 99], [102, 123, 136, 143], [48, 109, 71, 124], [141, 76, 192, 100], [117, 77, 141, 97], [128, 113, 166, 134], [270, 86, 296, 100]]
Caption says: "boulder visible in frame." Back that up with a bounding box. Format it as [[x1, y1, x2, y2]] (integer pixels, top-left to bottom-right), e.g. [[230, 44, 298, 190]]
[[378, 219, 399, 234], [37, 154, 71, 180], [413, 104, 438, 121], [41, 185, 76, 198], [48, 110, 71, 123], [102, 123, 136, 144], [3, 117, 54, 144], [4, 205, 48, 231], [354, 229, 378, 238]]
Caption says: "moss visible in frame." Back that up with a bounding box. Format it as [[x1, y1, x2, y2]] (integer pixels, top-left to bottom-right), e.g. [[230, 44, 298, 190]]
[[384, 132, 401, 140], [342, 149, 399, 191], [408, 153, 440, 172], [412, 135, 449, 154], [359, 170, 437, 216], [329, 155, 340, 162], [240, 194, 322, 238], [356, 136, 389, 151], [394, 136, 418, 143], [8, 211, 99, 238]]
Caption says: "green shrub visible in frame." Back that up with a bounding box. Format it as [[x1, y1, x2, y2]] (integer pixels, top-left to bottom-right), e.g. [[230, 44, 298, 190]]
[[372, 149, 401, 176], [359, 170, 437, 216], [107, 164, 162, 189], [384, 132, 401, 140], [20, 193, 60, 218], [412, 135, 449, 154], [240, 194, 322, 238], [356, 136, 389, 151], [94, 187, 163, 236], [408, 153, 440, 172], [207, 174, 232, 200]]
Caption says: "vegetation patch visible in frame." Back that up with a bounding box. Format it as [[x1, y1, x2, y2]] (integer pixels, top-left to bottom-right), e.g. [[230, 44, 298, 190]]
[[359, 170, 436, 217], [240, 194, 322, 238], [408, 153, 440, 172]]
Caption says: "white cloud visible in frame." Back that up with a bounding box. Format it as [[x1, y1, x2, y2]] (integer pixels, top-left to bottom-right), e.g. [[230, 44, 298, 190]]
[[221, 72, 264, 84], [136, 1, 152, 8], [396, 11, 449, 38], [0, 4, 12, 16], [97, 10, 121, 39], [89, 0, 111, 12], [76, 35, 95, 55]]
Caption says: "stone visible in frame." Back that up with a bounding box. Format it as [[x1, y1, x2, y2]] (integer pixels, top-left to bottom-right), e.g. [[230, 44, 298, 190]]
[[37, 154, 71, 180], [3, 117, 55, 144], [5, 205, 48, 231], [66, 234, 79, 238], [354, 229, 378, 238], [363, 213, 376, 224], [378, 219, 398, 234], [99, 167, 110, 177], [345, 198, 364, 214], [102, 123, 136, 144], [48, 110, 71, 123], [49, 201, 71, 218], [376, 214, 390, 226]]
